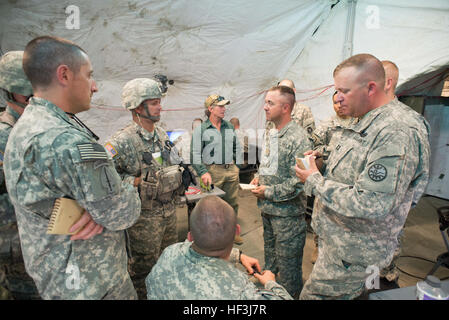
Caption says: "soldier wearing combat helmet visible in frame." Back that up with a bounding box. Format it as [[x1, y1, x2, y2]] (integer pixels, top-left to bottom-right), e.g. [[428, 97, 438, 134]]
[[104, 78, 185, 299], [0, 51, 39, 300]]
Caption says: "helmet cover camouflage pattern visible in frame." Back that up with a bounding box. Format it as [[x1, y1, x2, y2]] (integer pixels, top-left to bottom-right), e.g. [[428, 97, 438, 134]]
[[0, 51, 33, 96], [122, 78, 162, 110]]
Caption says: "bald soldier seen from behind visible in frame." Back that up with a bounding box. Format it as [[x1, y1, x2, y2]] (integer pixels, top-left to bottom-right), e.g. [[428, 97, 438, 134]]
[[145, 195, 292, 300]]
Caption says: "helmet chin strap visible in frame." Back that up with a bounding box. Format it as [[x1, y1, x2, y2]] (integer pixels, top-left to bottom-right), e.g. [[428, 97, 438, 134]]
[[134, 103, 160, 122]]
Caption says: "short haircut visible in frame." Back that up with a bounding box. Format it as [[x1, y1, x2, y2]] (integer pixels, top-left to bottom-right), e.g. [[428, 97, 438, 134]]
[[190, 196, 236, 252], [229, 117, 240, 127], [23, 36, 87, 89], [382, 60, 399, 90], [278, 79, 295, 89], [267, 85, 296, 111], [333, 53, 385, 89]]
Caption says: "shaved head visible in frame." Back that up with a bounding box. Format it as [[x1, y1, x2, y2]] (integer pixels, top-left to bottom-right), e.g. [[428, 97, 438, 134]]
[[382, 60, 399, 93], [333, 53, 390, 117], [278, 79, 295, 89], [190, 196, 236, 254], [267, 85, 296, 112], [334, 53, 386, 90]]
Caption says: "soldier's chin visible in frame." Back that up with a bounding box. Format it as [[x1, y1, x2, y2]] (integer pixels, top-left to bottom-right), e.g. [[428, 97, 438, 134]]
[[149, 115, 160, 122]]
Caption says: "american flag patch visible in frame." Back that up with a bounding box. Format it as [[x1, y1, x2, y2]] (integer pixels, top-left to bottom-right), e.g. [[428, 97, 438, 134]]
[[77, 143, 109, 161], [104, 142, 118, 158]]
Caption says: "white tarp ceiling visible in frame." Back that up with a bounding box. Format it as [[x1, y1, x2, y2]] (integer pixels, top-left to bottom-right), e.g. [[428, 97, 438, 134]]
[[1, 0, 449, 142]]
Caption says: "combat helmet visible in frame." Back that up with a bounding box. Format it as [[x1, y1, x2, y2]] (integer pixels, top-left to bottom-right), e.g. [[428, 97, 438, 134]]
[[0, 51, 33, 108], [122, 78, 162, 111]]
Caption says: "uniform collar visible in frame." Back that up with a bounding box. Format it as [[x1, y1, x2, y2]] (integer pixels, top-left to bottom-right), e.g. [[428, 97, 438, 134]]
[[133, 121, 157, 142], [277, 120, 295, 138], [204, 118, 230, 130], [186, 243, 230, 266], [30, 97, 74, 125], [30, 97, 98, 140], [351, 102, 392, 133]]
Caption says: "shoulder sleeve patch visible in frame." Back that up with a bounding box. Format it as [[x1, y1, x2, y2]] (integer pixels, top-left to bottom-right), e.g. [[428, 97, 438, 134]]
[[77, 143, 109, 161], [104, 142, 118, 158]]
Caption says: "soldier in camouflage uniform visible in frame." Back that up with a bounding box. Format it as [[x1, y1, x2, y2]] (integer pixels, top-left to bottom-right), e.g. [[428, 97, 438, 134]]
[[0, 51, 40, 300], [295, 54, 430, 300], [3, 36, 141, 300], [378, 60, 431, 287], [146, 195, 292, 300], [265, 79, 316, 138], [307, 92, 356, 264], [104, 78, 184, 300], [251, 85, 311, 299], [312, 91, 356, 159]]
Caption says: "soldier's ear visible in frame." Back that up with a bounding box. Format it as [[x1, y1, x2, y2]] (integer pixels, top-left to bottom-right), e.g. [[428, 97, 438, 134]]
[[56, 64, 71, 86], [187, 231, 194, 242], [134, 104, 144, 114]]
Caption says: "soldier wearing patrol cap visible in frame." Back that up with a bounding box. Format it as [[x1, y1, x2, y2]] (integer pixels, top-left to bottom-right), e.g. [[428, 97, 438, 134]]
[[0, 51, 40, 300], [295, 53, 430, 300], [4, 36, 141, 300], [104, 78, 184, 300], [190, 94, 244, 244]]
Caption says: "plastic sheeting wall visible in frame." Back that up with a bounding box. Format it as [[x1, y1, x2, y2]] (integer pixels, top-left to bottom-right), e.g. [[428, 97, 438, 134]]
[[286, 0, 449, 123], [1, 0, 449, 143], [0, 0, 333, 142]]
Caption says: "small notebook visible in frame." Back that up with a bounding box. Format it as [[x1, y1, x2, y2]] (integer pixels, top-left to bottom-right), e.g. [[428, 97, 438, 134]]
[[47, 198, 84, 235], [239, 183, 257, 190], [296, 155, 312, 170]]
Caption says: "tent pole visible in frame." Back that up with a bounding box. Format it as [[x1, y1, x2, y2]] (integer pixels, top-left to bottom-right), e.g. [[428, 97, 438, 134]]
[[342, 0, 357, 60]]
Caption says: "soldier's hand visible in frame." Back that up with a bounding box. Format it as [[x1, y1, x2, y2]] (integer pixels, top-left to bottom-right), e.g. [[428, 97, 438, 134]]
[[250, 176, 259, 186], [254, 270, 276, 286], [251, 185, 266, 199], [133, 176, 142, 187], [295, 156, 320, 183], [303, 150, 323, 170], [200, 172, 212, 188], [70, 210, 104, 241], [240, 253, 261, 275]]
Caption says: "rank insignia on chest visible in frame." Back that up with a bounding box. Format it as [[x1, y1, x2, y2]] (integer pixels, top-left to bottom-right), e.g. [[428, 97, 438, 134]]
[[368, 164, 387, 182], [104, 142, 118, 158], [77, 143, 109, 161]]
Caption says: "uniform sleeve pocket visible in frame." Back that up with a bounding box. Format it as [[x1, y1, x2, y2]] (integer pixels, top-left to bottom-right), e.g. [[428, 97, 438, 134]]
[[357, 155, 404, 194]]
